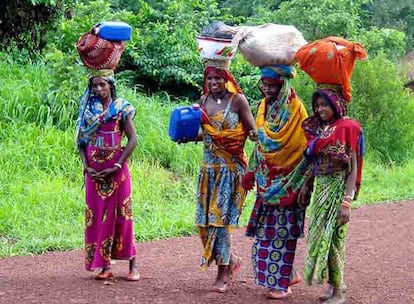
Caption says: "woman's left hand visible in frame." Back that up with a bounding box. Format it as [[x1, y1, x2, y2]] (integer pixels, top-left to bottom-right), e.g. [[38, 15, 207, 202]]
[[96, 167, 119, 179], [339, 205, 350, 225]]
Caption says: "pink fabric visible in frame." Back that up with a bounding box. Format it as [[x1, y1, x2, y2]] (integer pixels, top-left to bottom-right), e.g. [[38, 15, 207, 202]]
[[84, 116, 136, 270]]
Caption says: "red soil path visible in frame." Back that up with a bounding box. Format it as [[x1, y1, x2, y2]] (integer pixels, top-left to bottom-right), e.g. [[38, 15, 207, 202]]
[[0, 201, 413, 304]]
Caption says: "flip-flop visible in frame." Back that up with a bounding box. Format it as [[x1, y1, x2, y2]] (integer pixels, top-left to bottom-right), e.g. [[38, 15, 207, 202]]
[[267, 287, 292, 299], [95, 271, 114, 280]]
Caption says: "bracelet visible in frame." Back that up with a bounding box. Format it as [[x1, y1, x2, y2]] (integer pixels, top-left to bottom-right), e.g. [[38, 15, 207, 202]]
[[114, 163, 122, 170], [343, 195, 353, 203], [341, 201, 352, 209]]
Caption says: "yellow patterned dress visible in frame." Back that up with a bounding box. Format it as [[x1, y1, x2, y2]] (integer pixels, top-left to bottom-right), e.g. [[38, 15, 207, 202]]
[[196, 97, 248, 268]]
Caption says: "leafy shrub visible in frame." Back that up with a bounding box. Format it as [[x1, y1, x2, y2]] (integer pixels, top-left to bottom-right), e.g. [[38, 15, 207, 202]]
[[357, 27, 406, 61], [350, 55, 414, 163]]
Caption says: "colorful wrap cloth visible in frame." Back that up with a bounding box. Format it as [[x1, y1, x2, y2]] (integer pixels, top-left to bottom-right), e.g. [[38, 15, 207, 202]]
[[196, 95, 248, 268], [295, 36, 367, 101], [75, 71, 135, 147], [248, 65, 309, 206], [246, 65, 307, 292], [304, 171, 348, 288], [302, 88, 364, 197]]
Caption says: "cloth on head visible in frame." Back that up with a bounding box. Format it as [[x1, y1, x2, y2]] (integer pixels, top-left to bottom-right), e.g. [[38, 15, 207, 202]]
[[75, 73, 135, 147], [203, 66, 243, 95], [88, 69, 114, 78], [259, 64, 297, 80]]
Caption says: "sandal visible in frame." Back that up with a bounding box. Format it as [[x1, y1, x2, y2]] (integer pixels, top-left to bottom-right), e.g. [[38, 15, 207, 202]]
[[95, 271, 114, 280], [267, 287, 292, 299], [127, 257, 140, 281]]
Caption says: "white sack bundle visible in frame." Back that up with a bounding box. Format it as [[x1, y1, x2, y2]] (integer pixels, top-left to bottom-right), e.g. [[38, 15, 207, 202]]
[[233, 24, 307, 66]]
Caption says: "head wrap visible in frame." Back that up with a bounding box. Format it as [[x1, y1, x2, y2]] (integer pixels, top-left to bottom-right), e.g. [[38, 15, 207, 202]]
[[203, 63, 243, 95], [75, 71, 117, 147], [258, 64, 297, 105], [312, 87, 347, 118], [302, 88, 347, 136], [259, 64, 297, 80]]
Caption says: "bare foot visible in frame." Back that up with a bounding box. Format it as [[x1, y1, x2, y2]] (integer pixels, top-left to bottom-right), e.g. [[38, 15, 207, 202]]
[[319, 283, 334, 301], [212, 265, 229, 293], [228, 254, 242, 280], [323, 289, 346, 304], [127, 257, 140, 281], [212, 278, 227, 293], [289, 268, 302, 286], [320, 284, 347, 301], [267, 287, 292, 299]]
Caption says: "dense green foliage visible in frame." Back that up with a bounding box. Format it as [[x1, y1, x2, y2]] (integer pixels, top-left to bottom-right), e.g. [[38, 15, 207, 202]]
[[1, 0, 414, 256]]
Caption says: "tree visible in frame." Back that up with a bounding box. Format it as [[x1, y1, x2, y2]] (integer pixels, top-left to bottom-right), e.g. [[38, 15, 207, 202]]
[[361, 0, 414, 50], [271, 0, 369, 41], [0, 0, 67, 52]]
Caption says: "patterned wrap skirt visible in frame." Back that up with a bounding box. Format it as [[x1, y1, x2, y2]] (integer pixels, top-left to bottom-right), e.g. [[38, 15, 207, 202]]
[[304, 171, 348, 288], [247, 196, 305, 291]]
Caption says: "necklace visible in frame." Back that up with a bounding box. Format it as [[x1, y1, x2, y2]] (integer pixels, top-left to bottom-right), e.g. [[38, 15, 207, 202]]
[[211, 92, 227, 105]]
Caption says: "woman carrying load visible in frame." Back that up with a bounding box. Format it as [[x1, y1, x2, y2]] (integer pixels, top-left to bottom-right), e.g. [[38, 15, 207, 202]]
[[300, 86, 364, 304], [76, 69, 140, 281], [194, 59, 257, 293], [242, 65, 310, 299], [296, 36, 367, 304]]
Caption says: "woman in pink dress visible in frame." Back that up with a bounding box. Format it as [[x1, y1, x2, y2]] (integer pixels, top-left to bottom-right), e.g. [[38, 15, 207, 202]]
[[76, 70, 139, 281]]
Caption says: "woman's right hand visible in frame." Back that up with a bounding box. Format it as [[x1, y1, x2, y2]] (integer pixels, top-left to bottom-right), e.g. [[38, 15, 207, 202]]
[[298, 175, 314, 209]]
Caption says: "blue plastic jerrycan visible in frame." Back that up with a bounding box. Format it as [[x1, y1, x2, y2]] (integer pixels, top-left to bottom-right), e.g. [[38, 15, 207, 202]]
[[93, 21, 132, 41], [168, 104, 201, 142]]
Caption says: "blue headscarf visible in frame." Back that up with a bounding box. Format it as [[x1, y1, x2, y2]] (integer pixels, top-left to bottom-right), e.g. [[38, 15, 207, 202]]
[[259, 64, 297, 80], [75, 71, 135, 147]]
